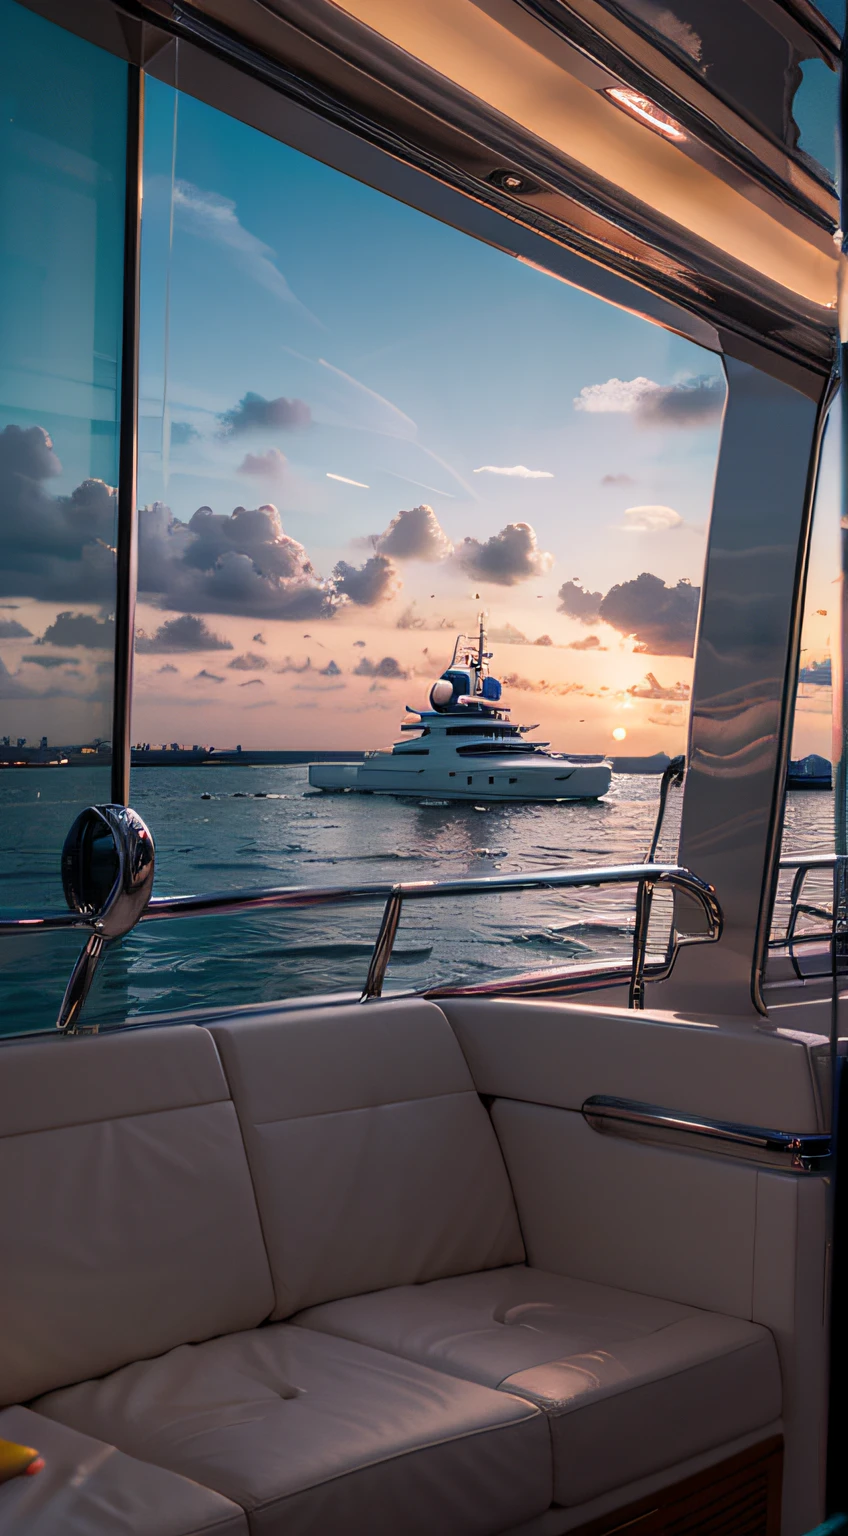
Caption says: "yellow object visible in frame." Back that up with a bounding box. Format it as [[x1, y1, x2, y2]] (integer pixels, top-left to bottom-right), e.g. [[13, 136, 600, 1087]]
[[0, 1439, 42, 1483]]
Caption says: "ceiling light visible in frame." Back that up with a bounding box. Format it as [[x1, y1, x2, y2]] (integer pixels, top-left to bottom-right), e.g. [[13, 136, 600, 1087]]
[[604, 87, 686, 141]]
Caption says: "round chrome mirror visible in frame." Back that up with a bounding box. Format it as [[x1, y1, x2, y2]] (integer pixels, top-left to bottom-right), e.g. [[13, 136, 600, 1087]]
[[57, 806, 155, 1033], [61, 804, 155, 939]]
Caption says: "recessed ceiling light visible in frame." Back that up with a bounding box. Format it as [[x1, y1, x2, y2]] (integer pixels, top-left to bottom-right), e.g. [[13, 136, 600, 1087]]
[[604, 86, 686, 141]]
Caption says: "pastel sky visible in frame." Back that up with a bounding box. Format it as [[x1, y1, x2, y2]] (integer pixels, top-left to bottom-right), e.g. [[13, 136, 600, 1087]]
[[0, 57, 835, 758]]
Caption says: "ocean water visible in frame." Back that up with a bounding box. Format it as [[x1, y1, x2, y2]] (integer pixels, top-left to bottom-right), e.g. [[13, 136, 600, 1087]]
[[0, 765, 834, 1032]]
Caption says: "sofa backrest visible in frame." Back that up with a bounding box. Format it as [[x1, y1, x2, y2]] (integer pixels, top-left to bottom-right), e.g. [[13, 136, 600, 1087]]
[[210, 999, 525, 1317], [0, 1025, 274, 1404]]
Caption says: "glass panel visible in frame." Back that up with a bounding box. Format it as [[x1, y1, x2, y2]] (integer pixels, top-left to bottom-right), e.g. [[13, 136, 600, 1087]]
[[91, 76, 723, 1022], [0, 0, 126, 1031], [770, 401, 838, 975]]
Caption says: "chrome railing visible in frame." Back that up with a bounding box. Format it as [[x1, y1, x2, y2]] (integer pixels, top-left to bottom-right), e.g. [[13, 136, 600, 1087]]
[[773, 853, 836, 965], [0, 860, 722, 1028]]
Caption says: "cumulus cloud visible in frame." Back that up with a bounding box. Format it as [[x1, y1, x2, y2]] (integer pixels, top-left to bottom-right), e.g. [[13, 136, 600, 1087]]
[[228, 652, 269, 671], [39, 611, 115, 649], [534, 634, 553, 646], [457, 522, 553, 586], [567, 633, 605, 651], [332, 553, 398, 606], [574, 374, 723, 427], [136, 614, 233, 653], [353, 655, 409, 679], [218, 393, 310, 437], [195, 669, 225, 683], [501, 672, 584, 697], [619, 505, 683, 533], [473, 465, 553, 479], [0, 425, 117, 601], [0, 619, 32, 638], [557, 580, 603, 621], [601, 473, 635, 486], [138, 501, 339, 620], [376, 505, 453, 562], [601, 573, 699, 655], [237, 448, 288, 480], [320, 659, 342, 676], [171, 422, 200, 446], [0, 655, 52, 698]]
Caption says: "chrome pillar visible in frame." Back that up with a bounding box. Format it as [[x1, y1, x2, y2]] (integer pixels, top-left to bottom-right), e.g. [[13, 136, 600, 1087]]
[[656, 356, 830, 1018]]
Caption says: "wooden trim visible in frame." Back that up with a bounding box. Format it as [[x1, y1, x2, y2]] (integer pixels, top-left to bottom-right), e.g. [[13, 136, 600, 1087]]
[[568, 1437, 783, 1536]]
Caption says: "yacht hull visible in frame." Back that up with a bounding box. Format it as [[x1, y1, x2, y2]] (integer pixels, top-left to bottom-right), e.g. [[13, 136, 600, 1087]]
[[308, 760, 611, 801]]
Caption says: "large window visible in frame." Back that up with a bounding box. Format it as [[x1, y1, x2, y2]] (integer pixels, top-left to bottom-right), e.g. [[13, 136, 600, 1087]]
[[0, 0, 127, 1030], [81, 75, 721, 1020]]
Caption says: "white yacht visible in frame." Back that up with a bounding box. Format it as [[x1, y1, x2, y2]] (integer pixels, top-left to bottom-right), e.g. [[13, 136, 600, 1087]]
[[309, 620, 611, 802]]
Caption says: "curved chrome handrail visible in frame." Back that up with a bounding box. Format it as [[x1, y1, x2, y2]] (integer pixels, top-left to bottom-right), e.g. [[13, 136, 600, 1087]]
[[0, 860, 722, 1022]]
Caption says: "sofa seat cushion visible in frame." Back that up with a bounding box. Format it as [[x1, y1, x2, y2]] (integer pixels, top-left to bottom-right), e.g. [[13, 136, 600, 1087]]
[[0, 1406, 246, 1536], [293, 1265, 782, 1508], [35, 1323, 551, 1536]]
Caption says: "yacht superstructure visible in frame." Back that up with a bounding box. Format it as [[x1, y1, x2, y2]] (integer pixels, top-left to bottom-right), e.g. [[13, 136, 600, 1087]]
[[309, 619, 611, 801]]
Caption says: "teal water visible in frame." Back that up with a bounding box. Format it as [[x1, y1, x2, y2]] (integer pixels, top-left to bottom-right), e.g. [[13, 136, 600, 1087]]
[[0, 766, 834, 1032]]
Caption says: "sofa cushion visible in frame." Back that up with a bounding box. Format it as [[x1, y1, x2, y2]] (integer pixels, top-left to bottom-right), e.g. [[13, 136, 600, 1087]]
[[293, 1265, 782, 1507], [35, 1323, 552, 1535], [0, 1406, 246, 1535], [209, 1000, 524, 1316], [0, 1027, 273, 1404]]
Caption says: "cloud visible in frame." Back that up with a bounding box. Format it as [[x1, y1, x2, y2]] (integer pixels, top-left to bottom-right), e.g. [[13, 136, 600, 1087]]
[[0, 619, 31, 638], [195, 669, 225, 683], [619, 505, 683, 533], [327, 473, 369, 488], [237, 448, 288, 480], [601, 473, 635, 487], [0, 655, 51, 698], [574, 374, 723, 427], [557, 580, 603, 621], [559, 572, 699, 653], [473, 465, 553, 479], [138, 500, 339, 620], [238, 678, 265, 688], [39, 611, 115, 649], [377, 504, 453, 561], [218, 393, 311, 437], [23, 654, 80, 668], [396, 604, 426, 630], [332, 553, 398, 606], [353, 655, 409, 679], [320, 659, 342, 676], [0, 425, 117, 601], [276, 656, 312, 674], [157, 664, 178, 674], [228, 652, 269, 671], [171, 422, 200, 446], [253, 632, 266, 644], [457, 522, 553, 586], [566, 633, 605, 651], [136, 614, 233, 652], [603, 573, 699, 655], [171, 180, 317, 320], [534, 634, 553, 646], [489, 622, 528, 644], [501, 672, 584, 697]]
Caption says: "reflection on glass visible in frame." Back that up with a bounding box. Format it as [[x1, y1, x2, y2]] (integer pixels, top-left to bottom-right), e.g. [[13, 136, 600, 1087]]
[[0, 0, 126, 1031]]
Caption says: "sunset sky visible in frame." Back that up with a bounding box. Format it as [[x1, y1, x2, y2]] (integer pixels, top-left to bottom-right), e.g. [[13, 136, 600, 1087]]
[[0, 73, 835, 758]]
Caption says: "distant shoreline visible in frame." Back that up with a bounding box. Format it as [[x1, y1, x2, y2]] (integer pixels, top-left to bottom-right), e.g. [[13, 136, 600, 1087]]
[[0, 748, 675, 773]]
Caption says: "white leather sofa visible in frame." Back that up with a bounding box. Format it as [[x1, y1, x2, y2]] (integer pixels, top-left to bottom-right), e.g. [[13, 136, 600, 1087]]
[[0, 999, 784, 1534]]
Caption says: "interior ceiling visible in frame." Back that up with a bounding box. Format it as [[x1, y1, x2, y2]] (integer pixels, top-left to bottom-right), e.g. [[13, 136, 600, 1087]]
[[326, 0, 837, 310]]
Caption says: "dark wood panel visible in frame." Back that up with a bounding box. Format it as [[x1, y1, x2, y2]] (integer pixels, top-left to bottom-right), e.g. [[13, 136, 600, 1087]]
[[570, 1437, 783, 1536]]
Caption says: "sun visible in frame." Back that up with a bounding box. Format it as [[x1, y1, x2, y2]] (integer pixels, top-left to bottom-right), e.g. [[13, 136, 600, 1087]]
[[612, 727, 627, 741]]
